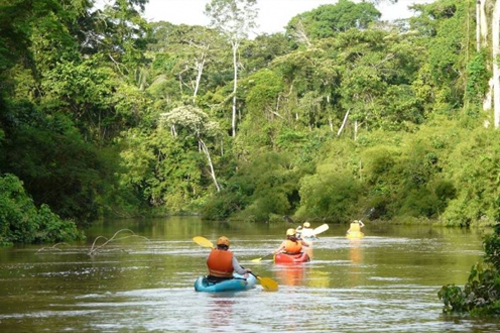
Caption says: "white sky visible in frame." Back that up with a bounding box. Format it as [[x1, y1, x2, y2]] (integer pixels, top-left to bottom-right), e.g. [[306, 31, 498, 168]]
[[143, 0, 436, 34]]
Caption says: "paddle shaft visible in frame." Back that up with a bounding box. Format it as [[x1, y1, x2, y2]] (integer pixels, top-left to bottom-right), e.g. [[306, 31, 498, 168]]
[[357, 207, 375, 224]]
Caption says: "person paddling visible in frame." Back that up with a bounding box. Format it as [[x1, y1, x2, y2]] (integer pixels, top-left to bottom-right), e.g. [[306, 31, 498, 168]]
[[297, 221, 316, 239], [347, 220, 365, 235], [273, 228, 311, 255], [206, 236, 251, 283]]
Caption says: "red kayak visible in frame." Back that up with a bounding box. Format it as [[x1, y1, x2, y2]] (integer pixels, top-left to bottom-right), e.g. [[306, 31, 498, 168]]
[[274, 252, 310, 264]]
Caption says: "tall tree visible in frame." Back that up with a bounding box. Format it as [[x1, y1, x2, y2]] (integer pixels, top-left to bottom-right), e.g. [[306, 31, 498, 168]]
[[493, 0, 500, 128], [204, 0, 259, 137], [159, 105, 222, 192], [285, 0, 381, 46]]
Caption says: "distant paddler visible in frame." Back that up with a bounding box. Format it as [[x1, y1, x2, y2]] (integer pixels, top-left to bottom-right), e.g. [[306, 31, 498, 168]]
[[297, 221, 316, 240], [346, 220, 365, 239]]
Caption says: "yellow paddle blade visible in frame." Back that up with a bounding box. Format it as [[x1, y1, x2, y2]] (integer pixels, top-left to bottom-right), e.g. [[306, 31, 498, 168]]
[[313, 223, 329, 235], [193, 236, 214, 249], [256, 275, 279, 292], [251, 252, 273, 262]]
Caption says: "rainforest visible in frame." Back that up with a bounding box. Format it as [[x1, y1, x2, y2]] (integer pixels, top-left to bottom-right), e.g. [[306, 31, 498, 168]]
[[4, 0, 500, 317], [2, 0, 500, 246]]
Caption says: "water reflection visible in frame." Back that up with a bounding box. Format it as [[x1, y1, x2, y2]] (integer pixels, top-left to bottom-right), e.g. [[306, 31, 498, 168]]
[[348, 238, 364, 287], [273, 247, 313, 286], [207, 295, 235, 330], [1, 219, 499, 332], [349, 238, 363, 264], [275, 264, 307, 286]]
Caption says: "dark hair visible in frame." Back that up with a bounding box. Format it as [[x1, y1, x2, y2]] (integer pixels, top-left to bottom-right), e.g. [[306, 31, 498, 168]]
[[217, 244, 229, 250], [287, 235, 299, 242]]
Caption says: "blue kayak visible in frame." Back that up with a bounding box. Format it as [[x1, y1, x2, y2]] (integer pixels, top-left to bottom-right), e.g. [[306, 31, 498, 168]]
[[194, 273, 257, 292]]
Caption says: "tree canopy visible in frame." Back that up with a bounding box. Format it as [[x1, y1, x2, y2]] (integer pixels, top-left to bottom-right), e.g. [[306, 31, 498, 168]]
[[1, 0, 499, 247]]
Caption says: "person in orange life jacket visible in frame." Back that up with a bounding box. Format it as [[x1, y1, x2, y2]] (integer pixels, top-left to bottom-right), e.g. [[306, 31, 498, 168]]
[[273, 228, 311, 255], [206, 236, 251, 283]]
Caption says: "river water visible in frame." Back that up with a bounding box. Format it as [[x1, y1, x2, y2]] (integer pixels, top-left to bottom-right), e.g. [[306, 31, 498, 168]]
[[0, 217, 499, 332]]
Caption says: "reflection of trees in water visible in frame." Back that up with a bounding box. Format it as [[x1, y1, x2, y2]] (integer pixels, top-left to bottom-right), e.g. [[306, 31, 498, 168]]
[[208, 296, 235, 329]]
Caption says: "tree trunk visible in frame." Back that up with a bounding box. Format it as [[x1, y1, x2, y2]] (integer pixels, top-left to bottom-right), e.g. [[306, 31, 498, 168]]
[[337, 109, 350, 136], [493, 0, 500, 128], [476, 0, 481, 52], [199, 138, 221, 192], [231, 40, 239, 137], [480, 0, 488, 45], [193, 57, 205, 102], [482, 0, 492, 112]]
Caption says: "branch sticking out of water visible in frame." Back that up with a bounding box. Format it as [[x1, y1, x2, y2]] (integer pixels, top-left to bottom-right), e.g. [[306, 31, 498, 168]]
[[37, 242, 70, 252], [87, 229, 150, 256]]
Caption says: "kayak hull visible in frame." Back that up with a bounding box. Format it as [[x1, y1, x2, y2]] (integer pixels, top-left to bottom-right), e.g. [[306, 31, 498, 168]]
[[346, 231, 365, 239], [274, 252, 310, 264], [194, 273, 256, 292]]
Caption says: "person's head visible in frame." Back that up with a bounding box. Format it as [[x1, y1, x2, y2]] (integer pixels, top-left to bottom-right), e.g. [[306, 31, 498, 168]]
[[303, 221, 310, 228], [216, 236, 230, 250], [286, 228, 296, 238]]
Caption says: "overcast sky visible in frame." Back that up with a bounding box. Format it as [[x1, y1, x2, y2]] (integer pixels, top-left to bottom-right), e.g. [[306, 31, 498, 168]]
[[142, 0, 435, 34]]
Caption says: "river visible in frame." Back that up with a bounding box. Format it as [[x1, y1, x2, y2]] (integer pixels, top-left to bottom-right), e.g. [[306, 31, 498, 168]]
[[0, 217, 499, 332]]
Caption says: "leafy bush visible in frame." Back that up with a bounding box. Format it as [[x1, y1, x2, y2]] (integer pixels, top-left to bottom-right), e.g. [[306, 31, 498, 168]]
[[201, 151, 302, 221], [201, 191, 248, 220], [0, 173, 83, 246], [438, 222, 500, 315], [438, 262, 500, 315], [34, 204, 83, 243], [297, 171, 362, 222]]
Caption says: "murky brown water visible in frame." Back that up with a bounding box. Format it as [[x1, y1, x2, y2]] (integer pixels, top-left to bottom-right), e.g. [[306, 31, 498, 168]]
[[0, 217, 499, 332]]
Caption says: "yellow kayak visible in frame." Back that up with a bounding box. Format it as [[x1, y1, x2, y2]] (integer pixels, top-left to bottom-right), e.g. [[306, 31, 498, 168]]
[[346, 231, 364, 239]]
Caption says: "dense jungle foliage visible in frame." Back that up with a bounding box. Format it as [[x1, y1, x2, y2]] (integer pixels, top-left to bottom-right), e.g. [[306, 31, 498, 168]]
[[1, 0, 500, 247], [438, 220, 500, 315]]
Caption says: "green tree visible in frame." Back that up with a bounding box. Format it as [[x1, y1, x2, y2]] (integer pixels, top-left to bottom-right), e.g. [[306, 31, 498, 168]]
[[285, 0, 381, 43], [409, 0, 475, 112], [159, 105, 222, 192], [0, 173, 82, 246], [202, 151, 303, 221], [205, 0, 259, 137]]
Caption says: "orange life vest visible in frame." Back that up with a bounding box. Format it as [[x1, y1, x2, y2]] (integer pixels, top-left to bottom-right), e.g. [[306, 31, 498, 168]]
[[284, 239, 302, 254], [207, 249, 234, 278]]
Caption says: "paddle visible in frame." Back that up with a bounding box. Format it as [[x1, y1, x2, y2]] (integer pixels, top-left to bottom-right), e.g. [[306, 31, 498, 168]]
[[312, 223, 329, 235], [251, 252, 274, 263], [192, 236, 278, 292], [282, 215, 329, 236], [299, 223, 329, 239], [357, 208, 375, 225]]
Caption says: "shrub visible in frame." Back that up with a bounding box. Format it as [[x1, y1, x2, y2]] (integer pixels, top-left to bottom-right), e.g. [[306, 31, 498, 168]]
[[438, 223, 500, 315], [0, 173, 83, 246]]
